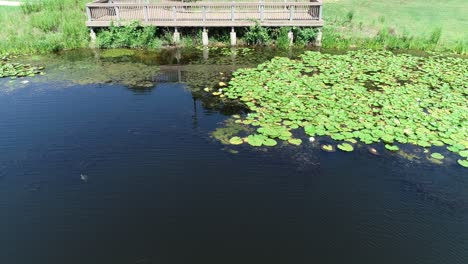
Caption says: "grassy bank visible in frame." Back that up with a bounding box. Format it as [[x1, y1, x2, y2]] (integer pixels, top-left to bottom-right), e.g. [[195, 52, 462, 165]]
[[323, 0, 467, 53], [0, 0, 89, 54], [0, 0, 467, 54]]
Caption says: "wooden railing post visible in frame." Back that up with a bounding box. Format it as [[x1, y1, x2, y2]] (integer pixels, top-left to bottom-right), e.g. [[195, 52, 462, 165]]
[[260, 1, 264, 22], [144, 5, 149, 22], [115, 6, 120, 20], [231, 1, 235, 21], [203, 6, 206, 22], [319, 1, 323, 20], [172, 6, 176, 21], [86, 6, 92, 21], [289, 5, 294, 22]]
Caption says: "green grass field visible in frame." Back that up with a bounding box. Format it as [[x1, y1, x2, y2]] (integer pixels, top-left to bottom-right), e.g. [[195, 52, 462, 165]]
[[324, 0, 467, 51], [0, 0, 466, 54], [0, 0, 89, 54]]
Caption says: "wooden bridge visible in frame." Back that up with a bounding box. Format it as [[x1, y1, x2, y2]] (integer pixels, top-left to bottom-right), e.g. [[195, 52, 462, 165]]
[[85, 0, 324, 45], [86, 0, 323, 27]]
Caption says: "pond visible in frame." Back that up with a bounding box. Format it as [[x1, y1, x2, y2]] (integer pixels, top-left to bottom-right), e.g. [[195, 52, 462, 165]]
[[0, 48, 467, 264]]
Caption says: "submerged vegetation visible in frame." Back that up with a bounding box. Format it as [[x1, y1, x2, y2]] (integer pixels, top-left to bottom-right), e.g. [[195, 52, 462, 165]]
[[211, 50, 468, 167]]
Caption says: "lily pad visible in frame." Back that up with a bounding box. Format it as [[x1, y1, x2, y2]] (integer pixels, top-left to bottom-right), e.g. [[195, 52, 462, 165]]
[[385, 144, 399, 151], [288, 138, 302, 146], [321, 144, 335, 152], [229, 137, 244, 145], [246, 134, 264, 147], [430, 153, 444, 160], [263, 138, 278, 147], [337, 143, 354, 152], [457, 159, 468, 168]]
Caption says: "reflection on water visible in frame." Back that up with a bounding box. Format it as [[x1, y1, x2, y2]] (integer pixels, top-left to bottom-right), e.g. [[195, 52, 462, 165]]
[[0, 48, 467, 264]]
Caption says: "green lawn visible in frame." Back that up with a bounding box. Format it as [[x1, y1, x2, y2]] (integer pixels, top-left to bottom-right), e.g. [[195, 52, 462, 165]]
[[324, 0, 467, 48]]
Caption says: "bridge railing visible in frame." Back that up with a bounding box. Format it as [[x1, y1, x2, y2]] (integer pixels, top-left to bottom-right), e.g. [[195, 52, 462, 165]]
[[85, 1, 323, 27]]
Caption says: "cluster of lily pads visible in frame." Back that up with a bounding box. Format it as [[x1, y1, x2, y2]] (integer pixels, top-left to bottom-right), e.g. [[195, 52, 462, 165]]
[[211, 50, 468, 168], [0, 54, 44, 79]]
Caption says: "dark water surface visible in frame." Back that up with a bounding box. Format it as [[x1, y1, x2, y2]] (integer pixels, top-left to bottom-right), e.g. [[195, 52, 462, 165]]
[[1, 48, 467, 264]]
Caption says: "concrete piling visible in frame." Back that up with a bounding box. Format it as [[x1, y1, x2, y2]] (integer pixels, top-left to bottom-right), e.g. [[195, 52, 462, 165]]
[[202, 28, 209, 46], [315, 28, 322, 47], [173, 28, 181, 44], [288, 31, 294, 46], [230, 27, 237, 46], [90, 27, 96, 45]]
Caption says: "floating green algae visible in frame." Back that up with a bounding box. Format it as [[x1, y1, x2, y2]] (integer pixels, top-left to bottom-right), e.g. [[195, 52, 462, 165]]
[[221, 50, 467, 165], [99, 49, 136, 58]]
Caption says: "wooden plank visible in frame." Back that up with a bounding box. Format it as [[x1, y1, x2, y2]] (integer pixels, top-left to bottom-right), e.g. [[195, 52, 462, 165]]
[[86, 2, 323, 8], [86, 20, 324, 27]]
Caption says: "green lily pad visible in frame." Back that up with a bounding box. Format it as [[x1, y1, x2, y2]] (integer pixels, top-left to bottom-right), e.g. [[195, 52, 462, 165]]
[[459, 150, 468, 158], [385, 144, 399, 151], [229, 137, 244, 145], [246, 134, 264, 147], [321, 144, 335, 152], [288, 138, 302, 146], [457, 159, 468, 168], [263, 138, 278, 147], [430, 153, 444, 160], [337, 143, 354, 152]]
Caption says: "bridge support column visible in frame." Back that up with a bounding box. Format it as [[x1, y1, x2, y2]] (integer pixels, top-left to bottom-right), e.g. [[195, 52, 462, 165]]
[[173, 28, 181, 45], [203, 47, 209, 60], [202, 28, 209, 46], [288, 31, 294, 46], [315, 28, 322, 47], [89, 27, 96, 46], [230, 27, 237, 46]]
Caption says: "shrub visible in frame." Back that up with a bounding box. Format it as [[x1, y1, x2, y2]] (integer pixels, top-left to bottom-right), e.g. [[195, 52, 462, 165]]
[[244, 22, 271, 45], [293, 27, 318, 46], [96, 22, 161, 49]]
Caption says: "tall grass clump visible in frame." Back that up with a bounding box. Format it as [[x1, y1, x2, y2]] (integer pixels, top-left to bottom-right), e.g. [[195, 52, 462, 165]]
[[0, 0, 89, 54], [274, 27, 291, 49]]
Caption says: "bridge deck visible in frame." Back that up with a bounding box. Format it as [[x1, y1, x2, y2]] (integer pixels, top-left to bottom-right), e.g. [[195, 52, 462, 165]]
[[86, 1, 324, 27]]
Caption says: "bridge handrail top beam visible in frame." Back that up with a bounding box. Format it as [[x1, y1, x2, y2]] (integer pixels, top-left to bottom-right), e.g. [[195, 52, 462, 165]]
[[86, 2, 322, 8]]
